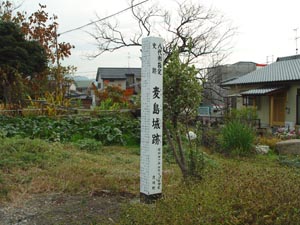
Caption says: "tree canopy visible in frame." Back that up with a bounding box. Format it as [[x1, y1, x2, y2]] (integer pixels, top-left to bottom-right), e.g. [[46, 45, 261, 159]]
[[0, 21, 48, 105], [0, 21, 47, 78], [0, 1, 75, 108]]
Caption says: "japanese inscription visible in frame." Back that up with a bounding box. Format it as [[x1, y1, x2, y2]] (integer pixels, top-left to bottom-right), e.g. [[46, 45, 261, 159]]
[[140, 37, 164, 196]]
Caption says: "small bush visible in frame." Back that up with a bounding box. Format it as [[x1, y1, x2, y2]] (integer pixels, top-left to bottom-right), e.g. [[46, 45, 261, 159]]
[[227, 107, 258, 127], [219, 120, 255, 156]]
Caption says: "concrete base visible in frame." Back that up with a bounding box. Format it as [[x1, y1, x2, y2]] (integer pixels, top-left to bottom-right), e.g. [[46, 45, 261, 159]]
[[275, 139, 300, 155], [140, 193, 162, 204]]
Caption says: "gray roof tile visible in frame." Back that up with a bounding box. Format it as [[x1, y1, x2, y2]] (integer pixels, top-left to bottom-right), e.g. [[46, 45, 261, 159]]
[[222, 55, 300, 86], [240, 87, 284, 95]]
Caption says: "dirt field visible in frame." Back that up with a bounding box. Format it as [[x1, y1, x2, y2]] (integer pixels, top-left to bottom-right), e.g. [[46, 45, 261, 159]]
[[0, 192, 137, 225]]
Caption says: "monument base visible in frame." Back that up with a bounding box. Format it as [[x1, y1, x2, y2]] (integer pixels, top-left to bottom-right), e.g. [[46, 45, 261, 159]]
[[140, 193, 162, 204]]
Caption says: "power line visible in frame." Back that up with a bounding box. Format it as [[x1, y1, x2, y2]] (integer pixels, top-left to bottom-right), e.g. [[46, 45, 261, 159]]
[[58, 0, 149, 36]]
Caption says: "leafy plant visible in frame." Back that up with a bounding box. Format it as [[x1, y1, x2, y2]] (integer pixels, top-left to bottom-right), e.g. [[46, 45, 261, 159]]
[[219, 120, 256, 156], [0, 114, 140, 146]]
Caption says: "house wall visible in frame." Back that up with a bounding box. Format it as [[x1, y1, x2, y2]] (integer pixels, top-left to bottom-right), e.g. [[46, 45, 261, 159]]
[[235, 95, 270, 127], [257, 96, 270, 127], [232, 84, 300, 128], [285, 84, 300, 127]]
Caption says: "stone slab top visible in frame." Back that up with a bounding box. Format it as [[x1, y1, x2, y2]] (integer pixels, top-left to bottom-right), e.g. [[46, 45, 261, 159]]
[[277, 139, 300, 144]]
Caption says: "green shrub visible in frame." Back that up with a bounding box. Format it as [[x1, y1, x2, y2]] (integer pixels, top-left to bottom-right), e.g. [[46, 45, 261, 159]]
[[219, 120, 255, 156], [226, 107, 259, 129]]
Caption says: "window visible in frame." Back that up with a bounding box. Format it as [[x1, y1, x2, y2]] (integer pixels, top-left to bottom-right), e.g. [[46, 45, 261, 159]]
[[231, 97, 237, 109], [243, 96, 255, 106]]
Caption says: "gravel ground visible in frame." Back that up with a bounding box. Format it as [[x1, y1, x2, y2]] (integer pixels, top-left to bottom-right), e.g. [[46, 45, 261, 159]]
[[0, 192, 136, 225]]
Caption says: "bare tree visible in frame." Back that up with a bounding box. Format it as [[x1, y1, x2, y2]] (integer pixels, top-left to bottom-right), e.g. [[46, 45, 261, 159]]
[[90, 0, 236, 65], [90, 0, 236, 179]]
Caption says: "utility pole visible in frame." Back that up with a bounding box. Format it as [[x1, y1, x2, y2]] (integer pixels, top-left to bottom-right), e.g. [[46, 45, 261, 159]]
[[266, 55, 274, 64], [294, 28, 300, 54], [127, 52, 131, 68]]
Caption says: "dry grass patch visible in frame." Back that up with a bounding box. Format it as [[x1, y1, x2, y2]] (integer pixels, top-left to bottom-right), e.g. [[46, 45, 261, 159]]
[[121, 155, 300, 225], [0, 138, 179, 205]]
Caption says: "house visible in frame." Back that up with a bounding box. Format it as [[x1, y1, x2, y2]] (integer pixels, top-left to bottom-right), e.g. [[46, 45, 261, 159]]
[[68, 76, 96, 95], [95, 67, 141, 93], [222, 54, 300, 130], [68, 76, 96, 108], [202, 61, 266, 114]]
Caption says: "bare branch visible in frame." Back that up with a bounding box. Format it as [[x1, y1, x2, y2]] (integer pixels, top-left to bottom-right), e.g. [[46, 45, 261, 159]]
[[90, 0, 236, 65]]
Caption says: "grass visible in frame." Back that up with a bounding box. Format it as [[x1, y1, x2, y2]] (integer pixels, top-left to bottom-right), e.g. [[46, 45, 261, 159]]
[[120, 155, 300, 225], [0, 141, 142, 202], [0, 137, 180, 203], [1, 137, 300, 224]]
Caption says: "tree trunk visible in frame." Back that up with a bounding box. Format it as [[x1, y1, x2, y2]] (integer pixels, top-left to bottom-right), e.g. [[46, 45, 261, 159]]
[[163, 122, 188, 178]]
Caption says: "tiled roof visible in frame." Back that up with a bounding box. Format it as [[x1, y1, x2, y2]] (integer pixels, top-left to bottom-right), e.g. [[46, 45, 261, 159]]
[[240, 87, 284, 95], [96, 67, 141, 80], [222, 55, 300, 86]]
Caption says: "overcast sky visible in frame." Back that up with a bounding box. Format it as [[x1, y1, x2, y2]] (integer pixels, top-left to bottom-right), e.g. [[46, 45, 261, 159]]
[[19, 0, 300, 79]]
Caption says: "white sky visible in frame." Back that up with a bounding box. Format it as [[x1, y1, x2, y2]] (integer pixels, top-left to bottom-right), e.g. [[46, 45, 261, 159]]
[[19, 0, 300, 79]]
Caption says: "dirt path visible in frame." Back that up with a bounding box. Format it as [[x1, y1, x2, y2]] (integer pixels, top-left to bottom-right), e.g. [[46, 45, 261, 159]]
[[0, 192, 136, 225]]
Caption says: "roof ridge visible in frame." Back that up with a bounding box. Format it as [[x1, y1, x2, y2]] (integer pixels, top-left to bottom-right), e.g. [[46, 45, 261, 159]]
[[276, 54, 300, 62]]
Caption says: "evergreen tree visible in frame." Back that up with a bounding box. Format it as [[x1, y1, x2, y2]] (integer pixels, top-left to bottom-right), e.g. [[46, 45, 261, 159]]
[[0, 21, 47, 105]]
